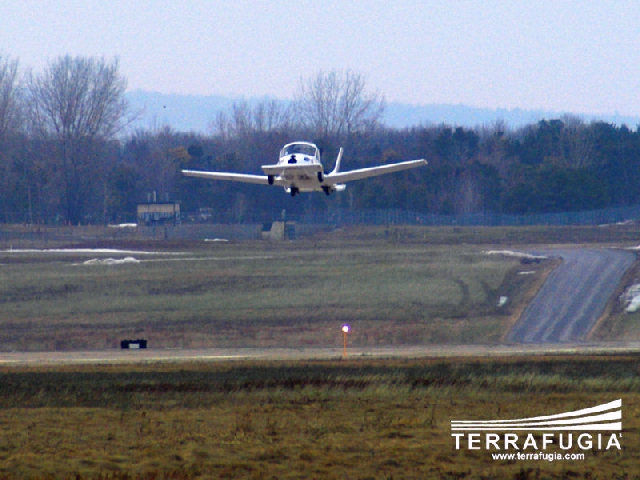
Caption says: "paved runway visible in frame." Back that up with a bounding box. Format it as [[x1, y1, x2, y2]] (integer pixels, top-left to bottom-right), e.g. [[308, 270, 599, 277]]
[[2, 342, 640, 366]]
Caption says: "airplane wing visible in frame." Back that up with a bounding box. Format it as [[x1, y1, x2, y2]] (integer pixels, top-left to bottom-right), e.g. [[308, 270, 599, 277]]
[[323, 159, 427, 185], [182, 169, 283, 186]]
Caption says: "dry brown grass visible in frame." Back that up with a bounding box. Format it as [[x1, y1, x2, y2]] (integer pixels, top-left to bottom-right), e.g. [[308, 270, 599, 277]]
[[0, 355, 638, 479]]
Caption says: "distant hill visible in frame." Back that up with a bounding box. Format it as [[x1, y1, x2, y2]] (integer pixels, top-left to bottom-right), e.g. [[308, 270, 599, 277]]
[[384, 104, 640, 130], [126, 90, 640, 133]]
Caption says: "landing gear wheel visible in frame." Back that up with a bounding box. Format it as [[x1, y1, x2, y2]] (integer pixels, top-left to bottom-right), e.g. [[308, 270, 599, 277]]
[[290, 187, 299, 197], [322, 186, 331, 196], [268, 175, 274, 185], [317, 172, 324, 183]]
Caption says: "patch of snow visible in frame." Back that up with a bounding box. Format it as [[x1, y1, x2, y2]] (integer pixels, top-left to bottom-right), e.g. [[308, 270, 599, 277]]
[[108, 223, 137, 228], [83, 257, 140, 265], [1, 248, 176, 255], [599, 220, 635, 227], [518, 271, 536, 275], [621, 284, 640, 313], [498, 296, 508, 307], [485, 250, 548, 261], [204, 238, 229, 242]]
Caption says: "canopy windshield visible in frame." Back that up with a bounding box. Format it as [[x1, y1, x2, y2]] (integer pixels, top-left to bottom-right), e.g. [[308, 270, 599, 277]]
[[282, 143, 318, 157]]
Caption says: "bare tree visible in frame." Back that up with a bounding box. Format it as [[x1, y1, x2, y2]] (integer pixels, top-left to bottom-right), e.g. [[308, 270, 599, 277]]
[[0, 54, 21, 139], [27, 55, 129, 223], [294, 69, 385, 139], [0, 55, 23, 223], [212, 99, 291, 139], [477, 120, 512, 176], [559, 114, 596, 169], [252, 99, 291, 133], [28, 55, 128, 139]]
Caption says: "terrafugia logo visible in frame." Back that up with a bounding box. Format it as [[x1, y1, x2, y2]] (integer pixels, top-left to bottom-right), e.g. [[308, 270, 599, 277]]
[[451, 399, 622, 452]]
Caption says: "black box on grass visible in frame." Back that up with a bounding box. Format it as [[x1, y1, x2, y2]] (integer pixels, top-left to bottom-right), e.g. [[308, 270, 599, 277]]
[[120, 339, 148, 349]]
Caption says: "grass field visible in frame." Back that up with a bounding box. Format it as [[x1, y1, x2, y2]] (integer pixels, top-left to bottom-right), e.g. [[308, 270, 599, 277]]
[[0, 355, 638, 479], [0, 228, 560, 352]]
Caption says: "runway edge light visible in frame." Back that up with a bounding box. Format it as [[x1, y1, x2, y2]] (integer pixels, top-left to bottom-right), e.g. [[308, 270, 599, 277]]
[[341, 325, 350, 357]]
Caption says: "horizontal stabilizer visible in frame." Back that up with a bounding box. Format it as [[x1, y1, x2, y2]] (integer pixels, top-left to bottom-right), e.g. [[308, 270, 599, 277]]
[[262, 163, 323, 176]]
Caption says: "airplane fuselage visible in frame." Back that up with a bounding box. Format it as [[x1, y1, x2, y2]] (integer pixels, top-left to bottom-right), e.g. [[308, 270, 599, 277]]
[[261, 142, 339, 195]]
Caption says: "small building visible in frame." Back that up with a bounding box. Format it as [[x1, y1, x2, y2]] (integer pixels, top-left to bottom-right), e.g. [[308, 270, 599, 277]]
[[137, 202, 180, 225], [261, 221, 296, 240]]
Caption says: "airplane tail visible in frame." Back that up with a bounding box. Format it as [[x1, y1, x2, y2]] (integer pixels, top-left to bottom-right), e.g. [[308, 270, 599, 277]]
[[330, 148, 344, 175]]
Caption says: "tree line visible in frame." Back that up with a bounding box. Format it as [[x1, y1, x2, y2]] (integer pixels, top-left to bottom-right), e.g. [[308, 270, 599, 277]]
[[2, 54, 640, 225]]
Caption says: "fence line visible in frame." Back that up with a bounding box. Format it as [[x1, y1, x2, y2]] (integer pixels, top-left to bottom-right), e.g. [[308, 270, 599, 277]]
[[3, 204, 640, 229], [293, 205, 640, 227]]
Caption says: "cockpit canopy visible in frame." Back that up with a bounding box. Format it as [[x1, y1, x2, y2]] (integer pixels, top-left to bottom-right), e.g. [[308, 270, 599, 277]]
[[280, 142, 320, 161]]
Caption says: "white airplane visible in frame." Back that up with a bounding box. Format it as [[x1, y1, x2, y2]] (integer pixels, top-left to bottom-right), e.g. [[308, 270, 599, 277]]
[[182, 141, 427, 196]]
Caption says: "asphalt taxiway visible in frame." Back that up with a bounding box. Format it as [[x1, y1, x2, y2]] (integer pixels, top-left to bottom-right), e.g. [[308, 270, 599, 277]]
[[507, 248, 635, 343]]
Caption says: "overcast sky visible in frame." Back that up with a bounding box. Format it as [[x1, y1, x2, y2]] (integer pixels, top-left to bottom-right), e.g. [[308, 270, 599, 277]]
[[2, 0, 640, 116]]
